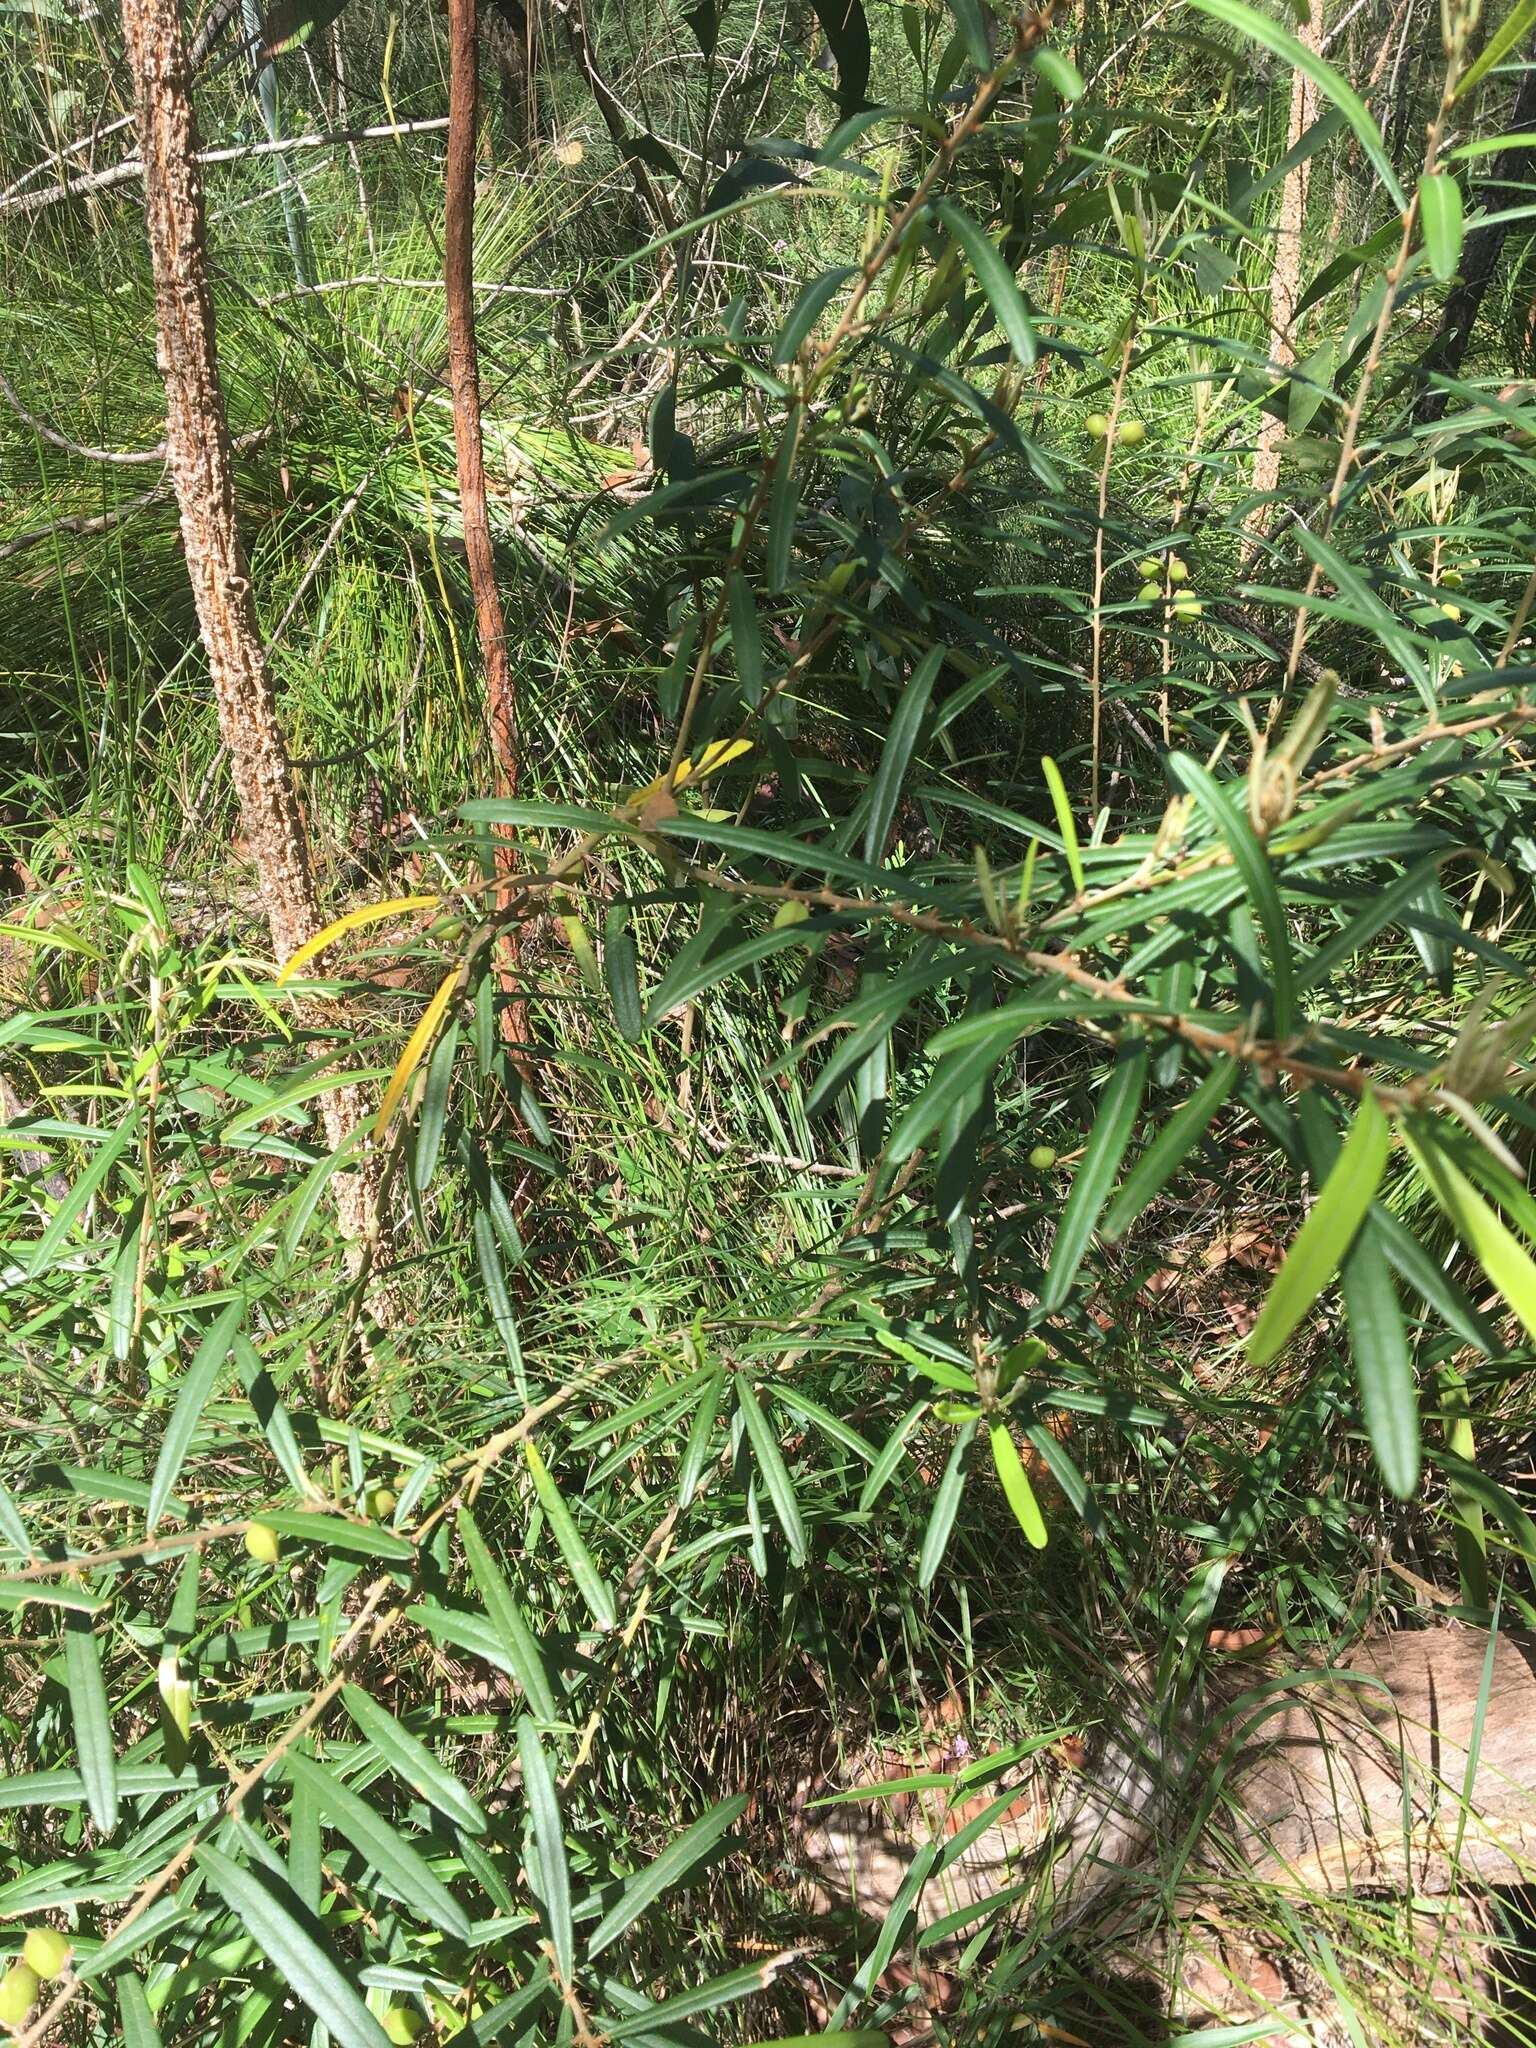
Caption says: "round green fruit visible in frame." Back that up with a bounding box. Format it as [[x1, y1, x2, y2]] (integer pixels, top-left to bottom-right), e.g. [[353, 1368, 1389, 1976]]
[[1084, 412, 1110, 439], [1028, 1144, 1058, 1171], [0, 1963, 39, 2027], [1116, 419, 1147, 446], [245, 1523, 282, 1566], [1137, 582, 1163, 603], [1137, 557, 1160, 579], [382, 2005, 426, 2044], [1167, 557, 1190, 584], [366, 1488, 397, 1521], [1173, 597, 1203, 619], [22, 1930, 71, 1982], [1439, 567, 1463, 588]]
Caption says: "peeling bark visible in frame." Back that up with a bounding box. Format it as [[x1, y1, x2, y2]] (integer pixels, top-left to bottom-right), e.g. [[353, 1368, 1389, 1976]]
[[121, 0, 393, 1336], [1251, 7, 1324, 514]]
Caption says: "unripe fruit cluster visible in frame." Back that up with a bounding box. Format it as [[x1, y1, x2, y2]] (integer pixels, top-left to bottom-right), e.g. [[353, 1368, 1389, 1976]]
[[1085, 414, 1147, 445]]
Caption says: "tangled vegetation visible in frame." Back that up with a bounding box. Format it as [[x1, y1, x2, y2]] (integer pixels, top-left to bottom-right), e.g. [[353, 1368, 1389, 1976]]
[[2, 0, 1536, 2037]]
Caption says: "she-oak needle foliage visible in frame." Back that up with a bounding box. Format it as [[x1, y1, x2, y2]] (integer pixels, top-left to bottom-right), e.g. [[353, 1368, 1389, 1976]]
[[1, 0, 1535, 2036]]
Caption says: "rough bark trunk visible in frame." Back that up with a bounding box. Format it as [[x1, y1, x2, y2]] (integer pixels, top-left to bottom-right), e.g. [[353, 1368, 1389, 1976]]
[[121, 0, 392, 1331], [1250, 8, 1323, 512]]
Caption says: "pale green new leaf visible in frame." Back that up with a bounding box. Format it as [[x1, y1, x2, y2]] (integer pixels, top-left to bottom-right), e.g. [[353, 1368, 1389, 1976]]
[[147, 1296, 246, 1533], [1418, 172, 1463, 282], [1248, 1091, 1391, 1367], [989, 1424, 1048, 1550], [1403, 1123, 1536, 1344]]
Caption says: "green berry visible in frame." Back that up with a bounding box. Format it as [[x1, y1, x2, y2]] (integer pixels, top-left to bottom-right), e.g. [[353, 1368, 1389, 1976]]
[[245, 1523, 282, 1566], [366, 1487, 397, 1521], [1116, 419, 1147, 446], [22, 1930, 71, 1982], [0, 1963, 39, 2027], [1173, 597, 1203, 619], [383, 2006, 426, 2044], [1440, 601, 1463, 621], [1439, 567, 1463, 588], [1138, 581, 1162, 603], [1167, 557, 1190, 584], [1028, 1144, 1058, 1171], [1084, 413, 1110, 440], [1137, 557, 1160, 579]]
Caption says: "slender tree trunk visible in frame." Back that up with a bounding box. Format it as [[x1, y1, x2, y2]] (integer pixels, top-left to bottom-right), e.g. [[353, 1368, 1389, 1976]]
[[1250, 4, 1324, 512], [121, 0, 394, 1342], [445, 0, 529, 1070]]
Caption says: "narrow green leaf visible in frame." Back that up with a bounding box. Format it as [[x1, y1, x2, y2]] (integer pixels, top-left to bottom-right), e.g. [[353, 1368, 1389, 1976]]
[[773, 265, 858, 364], [411, 1016, 459, 1194], [1248, 1092, 1391, 1368], [863, 647, 944, 866], [257, 1510, 415, 1562], [1456, 0, 1536, 99], [858, 1401, 927, 1511], [1417, 171, 1464, 282], [1187, 0, 1406, 208], [1039, 756, 1083, 890], [282, 1749, 472, 1941], [602, 907, 644, 1043], [766, 407, 802, 594], [887, 1032, 1008, 1166], [726, 571, 765, 708], [931, 199, 1037, 366], [518, 1718, 573, 1983], [1102, 1057, 1236, 1242], [678, 1364, 726, 1508], [1031, 46, 1085, 98], [147, 1297, 246, 1534], [1340, 1222, 1420, 1499], [27, 1109, 138, 1277], [735, 1380, 808, 1564], [524, 1441, 618, 1632], [0, 1480, 32, 1558], [1170, 754, 1296, 1036], [117, 1974, 162, 2048], [1402, 1124, 1536, 1345], [194, 1843, 391, 2048], [918, 1422, 975, 1590], [64, 1610, 117, 1833], [989, 1424, 1048, 1549], [474, 1210, 525, 1387], [341, 1684, 488, 1836], [456, 1505, 558, 1720], [588, 1794, 748, 1957], [1041, 1039, 1149, 1312]]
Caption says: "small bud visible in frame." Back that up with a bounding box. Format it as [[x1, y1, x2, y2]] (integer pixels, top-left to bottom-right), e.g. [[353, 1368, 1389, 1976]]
[[245, 1523, 282, 1565], [21, 1931, 71, 1983], [365, 1488, 397, 1522]]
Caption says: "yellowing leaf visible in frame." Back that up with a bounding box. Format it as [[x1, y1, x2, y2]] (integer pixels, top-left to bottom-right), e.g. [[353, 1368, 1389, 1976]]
[[1403, 1124, 1536, 1345], [278, 896, 440, 985], [989, 1423, 1048, 1550], [374, 971, 458, 1141], [1248, 1091, 1390, 1367]]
